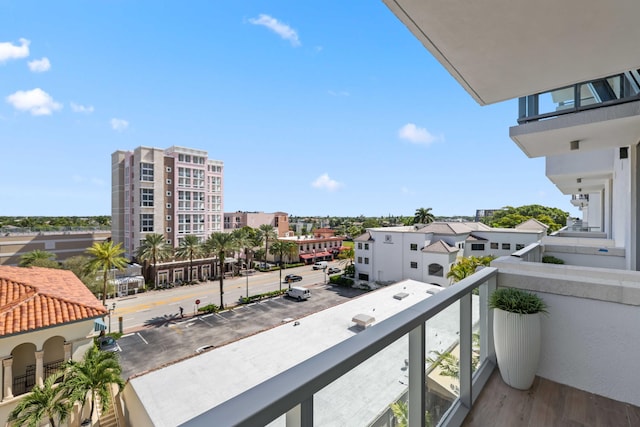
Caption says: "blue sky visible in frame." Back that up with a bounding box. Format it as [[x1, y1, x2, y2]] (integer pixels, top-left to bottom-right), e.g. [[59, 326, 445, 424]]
[[0, 1, 580, 218]]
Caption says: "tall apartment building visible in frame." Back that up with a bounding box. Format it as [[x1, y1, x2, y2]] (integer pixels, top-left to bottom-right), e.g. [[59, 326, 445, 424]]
[[112, 146, 223, 258]]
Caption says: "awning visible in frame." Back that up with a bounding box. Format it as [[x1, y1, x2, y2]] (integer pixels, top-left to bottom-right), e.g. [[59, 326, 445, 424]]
[[300, 251, 332, 259], [300, 254, 314, 259], [94, 317, 107, 331]]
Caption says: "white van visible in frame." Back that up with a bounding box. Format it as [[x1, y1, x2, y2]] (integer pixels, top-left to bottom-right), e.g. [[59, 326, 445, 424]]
[[312, 261, 328, 270], [286, 286, 311, 301]]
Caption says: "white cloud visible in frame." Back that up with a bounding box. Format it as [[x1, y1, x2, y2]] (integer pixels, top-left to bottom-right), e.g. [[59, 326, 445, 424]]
[[28, 57, 51, 72], [398, 123, 441, 146], [311, 173, 343, 192], [328, 90, 350, 97], [401, 186, 414, 195], [110, 118, 129, 131], [70, 102, 94, 114], [249, 14, 301, 47], [6, 88, 62, 115], [0, 38, 30, 63]]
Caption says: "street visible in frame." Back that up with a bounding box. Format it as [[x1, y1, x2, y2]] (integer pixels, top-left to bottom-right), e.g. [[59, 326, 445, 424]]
[[107, 262, 342, 333]]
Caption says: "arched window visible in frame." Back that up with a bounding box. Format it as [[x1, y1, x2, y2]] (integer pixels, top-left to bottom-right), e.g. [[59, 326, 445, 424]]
[[428, 263, 444, 277]]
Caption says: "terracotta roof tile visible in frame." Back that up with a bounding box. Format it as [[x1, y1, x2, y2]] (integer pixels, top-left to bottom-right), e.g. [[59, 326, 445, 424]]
[[0, 266, 107, 337]]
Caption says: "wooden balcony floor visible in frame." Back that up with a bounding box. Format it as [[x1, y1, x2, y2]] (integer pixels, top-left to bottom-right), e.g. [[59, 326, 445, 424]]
[[462, 370, 640, 427]]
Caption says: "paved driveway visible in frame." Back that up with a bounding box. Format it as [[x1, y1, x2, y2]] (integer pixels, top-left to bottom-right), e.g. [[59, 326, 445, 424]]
[[118, 284, 365, 379]]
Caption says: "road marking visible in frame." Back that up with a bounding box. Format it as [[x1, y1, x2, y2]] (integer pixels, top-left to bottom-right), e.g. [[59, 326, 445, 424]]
[[136, 332, 149, 344], [198, 317, 214, 327]]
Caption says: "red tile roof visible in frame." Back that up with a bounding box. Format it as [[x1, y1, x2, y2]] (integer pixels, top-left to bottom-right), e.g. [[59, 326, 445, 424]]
[[0, 266, 107, 336]]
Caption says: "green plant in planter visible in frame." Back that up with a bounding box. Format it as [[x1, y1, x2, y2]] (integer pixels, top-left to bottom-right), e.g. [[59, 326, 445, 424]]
[[489, 287, 547, 314]]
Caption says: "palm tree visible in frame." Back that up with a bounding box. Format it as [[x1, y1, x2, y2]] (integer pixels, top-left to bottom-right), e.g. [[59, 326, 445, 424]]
[[175, 235, 202, 283], [136, 233, 172, 288], [8, 371, 70, 427], [258, 224, 277, 263], [86, 241, 128, 306], [269, 240, 296, 288], [413, 207, 435, 225], [19, 249, 57, 267], [64, 344, 124, 422], [204, 232, 240, 308]]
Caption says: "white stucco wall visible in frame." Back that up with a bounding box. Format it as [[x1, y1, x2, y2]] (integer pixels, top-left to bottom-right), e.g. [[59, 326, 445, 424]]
[[536, 291, 640, 406], [464, 230, 543, 258], [611, 154, 630, 264]]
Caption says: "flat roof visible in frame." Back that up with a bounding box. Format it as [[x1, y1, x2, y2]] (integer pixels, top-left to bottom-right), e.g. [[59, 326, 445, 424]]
[[128, 280, 474, 426]]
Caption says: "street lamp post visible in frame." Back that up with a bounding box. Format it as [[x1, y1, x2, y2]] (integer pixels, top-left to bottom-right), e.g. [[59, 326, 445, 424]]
[[108, 302, 116, 334]]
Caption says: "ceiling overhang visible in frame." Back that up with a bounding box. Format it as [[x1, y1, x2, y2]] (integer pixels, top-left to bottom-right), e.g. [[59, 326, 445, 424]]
[[384, 0, 640, 105]]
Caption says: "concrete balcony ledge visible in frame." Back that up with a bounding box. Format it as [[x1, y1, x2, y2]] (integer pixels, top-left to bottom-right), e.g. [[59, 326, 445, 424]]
[[492, 256, 640, 306]]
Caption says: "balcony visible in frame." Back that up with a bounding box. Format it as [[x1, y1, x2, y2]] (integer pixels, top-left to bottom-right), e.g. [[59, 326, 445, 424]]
[[175, 251, 640, 427]]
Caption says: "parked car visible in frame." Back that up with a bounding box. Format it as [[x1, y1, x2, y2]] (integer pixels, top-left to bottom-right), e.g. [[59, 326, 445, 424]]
[[97, 336, 120, 352], [283, 274, 303, 283], [327, 267, 340, 274]]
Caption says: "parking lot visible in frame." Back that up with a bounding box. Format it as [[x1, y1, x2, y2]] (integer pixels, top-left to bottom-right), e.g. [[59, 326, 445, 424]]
[[118, 284, 365, 379]]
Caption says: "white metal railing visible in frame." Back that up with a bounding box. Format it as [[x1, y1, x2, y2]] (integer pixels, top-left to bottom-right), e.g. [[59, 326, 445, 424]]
[[180, 267, 498, 427]]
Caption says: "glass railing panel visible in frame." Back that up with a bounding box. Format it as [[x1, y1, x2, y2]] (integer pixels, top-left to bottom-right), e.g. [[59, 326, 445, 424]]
[[472, 287, 481, 377], [425, 301, 460, 426], [314, 335, 410, 427], [537, 86, 574, 116]]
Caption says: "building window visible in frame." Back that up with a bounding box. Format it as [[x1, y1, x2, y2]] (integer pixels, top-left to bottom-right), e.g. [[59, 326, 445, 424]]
[[166, 166, 172, 172], [364, 243, 369, 250], [410, 261, 418, 269], [364, 257, 369, 265], [516, 244, 525, 250], [166, 215, 171, 221], [471, 243, 485, 251], [166, 191, 172, 197], [357, 257, 363, 264], [140, 188, 154, 207], [166, 203, 172, 209], [166, 179, 172, 184], [428, 263, 444, 277], [357, 243, 362, 250], [358, 273, 369, 281], [490, 242, 498, 250], [166, 227, 172, 233], [140, 214, 154, 232], [140, 163, 154, 182], [502, 243, 511, 250], [410, 243, 418, 251]]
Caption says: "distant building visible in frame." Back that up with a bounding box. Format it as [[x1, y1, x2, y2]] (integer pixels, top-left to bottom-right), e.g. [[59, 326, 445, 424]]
[[0, 229, 111, 266], [223, 211, 289, 237], [354, 221, 547, 286], [111, 146, 224, 258], [277, 229, 347, 264], [474, 209, 501, 222]]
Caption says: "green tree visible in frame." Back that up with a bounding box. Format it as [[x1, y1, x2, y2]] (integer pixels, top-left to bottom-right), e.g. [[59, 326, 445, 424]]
[[390, 400, 433, 427], [62, 255, 101, 295], [447, 256, 495, 283], [258, 224, 277, 263], [8, 371, 70, 427], [19, 250, 57, 268], [175, 235, 202, 283], [136, 233, 173, 288], [64, 344, 124, 422], [204, 232, 240, 308], [483, 204, 568, 233], [269, 240, 296, 288], [337, 246, 354, 268], [414, 207, 435, 225], [86, 241, 128, 306]]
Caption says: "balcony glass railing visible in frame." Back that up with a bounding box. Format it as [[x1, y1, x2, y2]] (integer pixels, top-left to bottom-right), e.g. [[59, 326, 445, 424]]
[[181, 267, 498, 427], [518, 70, 640, 123]]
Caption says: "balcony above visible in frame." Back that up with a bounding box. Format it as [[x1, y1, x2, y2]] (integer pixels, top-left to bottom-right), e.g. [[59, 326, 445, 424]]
[[383, 0, 640, 105]]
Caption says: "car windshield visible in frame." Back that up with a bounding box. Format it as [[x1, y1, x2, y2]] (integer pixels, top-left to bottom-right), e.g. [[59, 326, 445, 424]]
[[101, 337, 115, 346]]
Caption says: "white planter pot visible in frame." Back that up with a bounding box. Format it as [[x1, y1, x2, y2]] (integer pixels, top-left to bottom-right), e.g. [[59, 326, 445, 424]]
[[493, 308, 541, 390]]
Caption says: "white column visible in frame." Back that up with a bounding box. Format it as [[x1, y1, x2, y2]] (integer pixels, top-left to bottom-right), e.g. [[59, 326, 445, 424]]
[[2, 358, 13, 401], [35, 350, 44, 388], [64, 342, 73, 361]]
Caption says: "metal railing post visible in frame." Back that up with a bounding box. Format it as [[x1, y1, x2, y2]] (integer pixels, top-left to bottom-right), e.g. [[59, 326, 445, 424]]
[[408, 324, 426, 427], [459, 293, 472, 409]]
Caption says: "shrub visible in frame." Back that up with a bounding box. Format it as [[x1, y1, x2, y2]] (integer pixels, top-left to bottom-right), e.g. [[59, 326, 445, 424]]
[[239, 289, 287, 304], [489, 288, 547, 314], [542, 255, 564, 264], [329, 276, 354, 287], [198, 304, 220, 314]]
